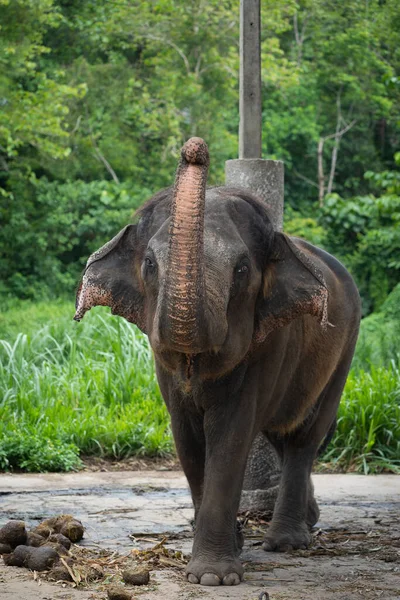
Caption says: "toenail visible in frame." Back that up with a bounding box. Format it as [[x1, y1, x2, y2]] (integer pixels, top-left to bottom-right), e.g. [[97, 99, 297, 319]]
[[200, 573, 220, 586], [222, 573, 241, 585]]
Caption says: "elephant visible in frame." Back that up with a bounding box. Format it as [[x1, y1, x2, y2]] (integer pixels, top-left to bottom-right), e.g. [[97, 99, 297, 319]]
[[75, 137, 361, 586]]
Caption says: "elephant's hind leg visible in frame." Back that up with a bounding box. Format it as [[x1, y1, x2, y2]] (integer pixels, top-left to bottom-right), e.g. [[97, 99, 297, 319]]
[[306, 478, 320, 528], [305, 417, 337, 528], [262, 443, 316, 551], [263, 345, 356, 552]]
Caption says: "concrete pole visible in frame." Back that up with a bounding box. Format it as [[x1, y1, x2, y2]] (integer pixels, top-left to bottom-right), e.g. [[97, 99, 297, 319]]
[[225, 0, 284, 514], [239, 0, 262, 159], [226, 159, 284, 231]]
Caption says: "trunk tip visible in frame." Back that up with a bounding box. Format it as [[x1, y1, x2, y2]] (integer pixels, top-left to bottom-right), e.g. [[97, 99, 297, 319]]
[[182, 137, 209, 166]]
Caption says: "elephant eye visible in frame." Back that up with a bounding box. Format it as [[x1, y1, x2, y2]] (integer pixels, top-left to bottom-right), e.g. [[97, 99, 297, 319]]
[[235, 261, 250, 276], [237, 264, 249, 275], [143, 255, 157, 274], [145, 257, 154, 268]]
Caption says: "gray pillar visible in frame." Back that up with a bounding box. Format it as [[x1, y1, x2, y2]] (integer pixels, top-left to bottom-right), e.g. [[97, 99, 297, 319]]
[[239, 0, 262, 159], [225, 159, 284, 231], [226, 0, 284, 514], [225, 159, 284, 514]]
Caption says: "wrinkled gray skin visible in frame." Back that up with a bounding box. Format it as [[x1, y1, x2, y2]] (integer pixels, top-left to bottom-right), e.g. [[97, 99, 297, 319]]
[[75, 150, 361, 586]]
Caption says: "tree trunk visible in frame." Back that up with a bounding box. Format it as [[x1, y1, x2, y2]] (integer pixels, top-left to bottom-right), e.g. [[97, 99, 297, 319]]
[[318, 138, 325, 207]]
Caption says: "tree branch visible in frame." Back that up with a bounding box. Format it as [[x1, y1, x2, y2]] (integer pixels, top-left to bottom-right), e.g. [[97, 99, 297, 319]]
[[322, 119, 357, 143], [70, 115, 83, 136], [0, 155, 9, 172], [327, 92, 343, 195], [293, 11, 309, 66], [318, 92, 357, 205], [92, 143, 120, 185], [85, 109, 120, 185], [142, 34, 191, 76], [318, 137, 325, 207], [293, 169, 319, 189], [326, 100, 357, 195]]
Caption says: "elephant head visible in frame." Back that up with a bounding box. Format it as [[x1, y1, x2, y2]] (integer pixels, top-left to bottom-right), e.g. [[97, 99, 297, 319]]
[[75, 137, 328, 380]]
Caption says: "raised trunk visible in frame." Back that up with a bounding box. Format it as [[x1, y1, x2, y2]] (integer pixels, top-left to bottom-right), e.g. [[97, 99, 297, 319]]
[[161, 137, 209, 354]]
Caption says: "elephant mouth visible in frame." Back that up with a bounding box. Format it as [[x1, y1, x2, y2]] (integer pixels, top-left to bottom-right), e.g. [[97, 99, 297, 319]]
[[155, 348, 200, 381], [156, 350, 200, 385], [185, 354, 196, 379], [156, 345, 229, 385]]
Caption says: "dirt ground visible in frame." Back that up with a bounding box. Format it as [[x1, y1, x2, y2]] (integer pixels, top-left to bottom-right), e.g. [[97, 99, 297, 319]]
[[0, 471, 399, 600], [80, 456, 181, 473]]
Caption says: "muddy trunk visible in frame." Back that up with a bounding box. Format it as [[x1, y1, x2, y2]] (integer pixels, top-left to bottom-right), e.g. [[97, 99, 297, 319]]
[[161, 138, 210, 354]]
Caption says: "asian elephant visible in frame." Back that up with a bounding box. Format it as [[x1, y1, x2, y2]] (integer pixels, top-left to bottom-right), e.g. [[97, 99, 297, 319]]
[[75, 138, 361, 586]]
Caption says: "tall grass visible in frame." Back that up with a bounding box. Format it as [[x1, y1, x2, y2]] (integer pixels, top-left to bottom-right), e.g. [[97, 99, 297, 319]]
[[321, 363, 400, 473], [351, 313, 400, 372], [0, 300, 399, 473], [0, 304, 172, 471], [318, 306, 400, 473]]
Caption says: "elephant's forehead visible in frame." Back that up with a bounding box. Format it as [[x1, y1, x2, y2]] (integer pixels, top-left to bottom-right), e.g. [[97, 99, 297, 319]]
[[147, 218, 170, 261], [203, 221, 245, 264], [148, 216, 246, 265], [147, 191, 251, 264]]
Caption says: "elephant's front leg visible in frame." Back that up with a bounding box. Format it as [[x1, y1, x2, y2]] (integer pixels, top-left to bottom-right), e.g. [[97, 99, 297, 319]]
[[169, 406, 205, 520], [185, 402, 254, 586]]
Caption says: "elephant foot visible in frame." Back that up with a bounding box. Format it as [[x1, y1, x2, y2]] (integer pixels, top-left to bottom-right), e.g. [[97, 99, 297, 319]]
[[186, 557, 244, 586], [192, 521, 244, 555], [262, 520, 312, 552]]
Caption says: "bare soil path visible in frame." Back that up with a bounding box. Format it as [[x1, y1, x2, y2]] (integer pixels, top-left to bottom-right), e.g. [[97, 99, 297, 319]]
[[0, 472, 399, 600]]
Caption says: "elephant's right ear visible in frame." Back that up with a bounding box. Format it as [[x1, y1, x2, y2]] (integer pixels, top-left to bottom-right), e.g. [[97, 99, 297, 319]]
[[74, 224, 146, 332]]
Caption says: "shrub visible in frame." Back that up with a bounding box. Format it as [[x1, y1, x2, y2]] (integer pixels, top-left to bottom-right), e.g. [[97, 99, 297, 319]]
[[1, 298, 399, 473], [321, 364, 400, 474], [352, 284, 400, 371], [0, 304, 173, 470], [319, 157, 400, 314], [0, 434, 81, 472], [284, 206, 327, 248], [0, 178, 153, 300]]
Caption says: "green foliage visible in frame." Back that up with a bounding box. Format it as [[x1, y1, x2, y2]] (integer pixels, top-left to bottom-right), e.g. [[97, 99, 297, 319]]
[[0, 298, 72, 336], [351, 284, 400, 371], [321, 365, 400, 474], [37, 0, 242, 186], [284, 206, 327, 248], [1, 0, 400, 300], [263, 0, 400, 208], [0, 0, 86, 191], [0, 303, 173, 471], [353, 313, 400, 373], [320, 283, 400, 473], [0, 178, 151, 299], [380, 282, 400, 321], [0, 433, 81, 472], [1, 299, 400, 474], [319, 159, 400, 313]]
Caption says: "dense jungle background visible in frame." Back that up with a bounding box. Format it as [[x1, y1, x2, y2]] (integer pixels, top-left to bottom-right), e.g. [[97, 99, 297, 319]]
[[0, 0, 399, 473]]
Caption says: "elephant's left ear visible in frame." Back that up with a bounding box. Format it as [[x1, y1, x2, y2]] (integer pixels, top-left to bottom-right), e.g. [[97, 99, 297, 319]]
[[74, 224, 147, 333], [254, 233, 329, 344]]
